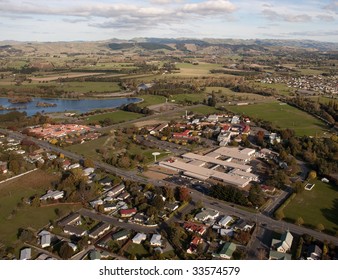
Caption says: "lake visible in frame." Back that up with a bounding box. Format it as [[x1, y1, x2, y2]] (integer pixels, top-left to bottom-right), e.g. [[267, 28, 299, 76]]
[[0, 97, 141, 116]]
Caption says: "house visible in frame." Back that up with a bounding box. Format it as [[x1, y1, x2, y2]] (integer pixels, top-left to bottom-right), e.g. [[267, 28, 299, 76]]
[[89, 250, 101, 260], [83, 167, 95, 176], [39, 231, 51, 248], [20, 248, 32, 260], [133, 213, 149, 224], [307, 245, 322, 260], [132, 233, 147, 244], [219, 242, 236, 259], [150, 123, 168, 135], [187, 236, 203, 254], [207, 114, 219, 123], [120, 208, 137, 218], [271, 230, 293, 253], [112, 229, 130, 241], [218, 216, 233, 227], [195, 209, 219, 223], [99, 177, 112, 186], [0, 161, 8, 174], [89, 223, 111, 239], [269, 250, 291, 260], [68, 243, 77, 252], [90, 199, 104, 209], [108, 183, 125, 197], [58, 213, 81, 227], [116, 191, 130, 201], [40, 190, 64, 201], [61, 160, 71, 170], [63, 225, 87, 237], [103, 203, 117, 212], [150, 234, 162, 247], [219, 228, 234, 237], [234, 219, 254, 231], [183, 222, 207, 235], [164, 202, 179, 212]]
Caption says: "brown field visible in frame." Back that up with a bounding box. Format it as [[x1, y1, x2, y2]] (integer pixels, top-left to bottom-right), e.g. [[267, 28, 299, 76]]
[[30, 72, 103, 82]]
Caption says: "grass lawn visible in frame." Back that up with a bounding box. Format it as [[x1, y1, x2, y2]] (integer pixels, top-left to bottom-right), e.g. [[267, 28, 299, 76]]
[[174, 62, 224, 76], [171, 93, 206, 103], [205, 87, 269, 101], [124, 243, 150, 259], [225, 101, 328, 136], [190, 105, 221, 115], [84, 110, 143, 125], [0, 169, 81, 247], [308, 96, 337, 105], [283, 180, 338, 234], [138, 95, 167, 106], [56, 81, 121, 93], [255, 82, 294, 96]]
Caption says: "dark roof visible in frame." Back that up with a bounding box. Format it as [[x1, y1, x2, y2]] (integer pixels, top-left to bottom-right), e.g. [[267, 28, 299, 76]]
[[112, 229, 130, 240], [58, 213, 81, 227], [64, 225, 87, 236]]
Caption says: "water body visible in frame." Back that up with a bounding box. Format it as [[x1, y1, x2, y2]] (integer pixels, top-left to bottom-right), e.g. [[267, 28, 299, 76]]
[[0, 97, 141, 116]]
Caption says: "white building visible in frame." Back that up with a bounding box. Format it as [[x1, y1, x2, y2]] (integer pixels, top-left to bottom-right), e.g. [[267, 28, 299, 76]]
[[132, 233, 147, 244], [150, 234, 162, 247]]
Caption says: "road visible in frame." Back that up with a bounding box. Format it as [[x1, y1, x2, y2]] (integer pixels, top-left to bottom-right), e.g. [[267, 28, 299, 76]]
[[2, 127, 338, 246]]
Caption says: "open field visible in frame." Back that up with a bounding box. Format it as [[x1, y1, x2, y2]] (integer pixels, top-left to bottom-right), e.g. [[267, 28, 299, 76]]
[[308, 96, 337, 105], [30, 72, 103, 82], [138, 95, 167, 106], [225, 102, 327, 136], [0, 169, 80, 246], [124, 243, 150, 259], [66, 136, 109, 160], [205, 87, 271, 101], [174, 62, 224, 76], [190, 105, 221, 115], [256, 82, 294, 96], [84, 110, 143, 125], [283, 180, 338, 234]]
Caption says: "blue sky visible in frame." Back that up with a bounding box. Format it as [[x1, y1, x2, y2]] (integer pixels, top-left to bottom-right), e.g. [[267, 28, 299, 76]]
[[0, 0, 337, 42]]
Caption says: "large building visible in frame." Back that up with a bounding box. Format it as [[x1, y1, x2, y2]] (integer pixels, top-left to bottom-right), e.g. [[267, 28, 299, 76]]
[[160, 147, 258, 188]]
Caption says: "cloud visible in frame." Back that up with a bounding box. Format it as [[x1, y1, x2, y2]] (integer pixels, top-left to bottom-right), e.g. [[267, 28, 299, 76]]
[[63, 18, 91, 23], [323, 1, 338, 14], [286, 30, 338, 37], [149, 0, 184, 4], [316, 14, 335, 21], [182, 0, 236, 15], [262, 9, 312, 22]]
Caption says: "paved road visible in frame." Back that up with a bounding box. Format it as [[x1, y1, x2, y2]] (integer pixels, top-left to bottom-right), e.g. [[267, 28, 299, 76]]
[[2, 127, 338, 246]]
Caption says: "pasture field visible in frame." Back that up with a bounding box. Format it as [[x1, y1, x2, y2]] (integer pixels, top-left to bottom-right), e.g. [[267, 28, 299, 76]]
[[225, 101, 327, 136], [283, 180, 338, 234], [84, 110, 143, 125], [0, 169, 80, 246]]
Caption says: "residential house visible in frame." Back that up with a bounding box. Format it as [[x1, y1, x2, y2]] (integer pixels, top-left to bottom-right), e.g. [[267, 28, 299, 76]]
[[195, 209, 219, 223], [38, 231, 51, 248], [89, 223, 111, 239], [133, 213, 150, 224], [187, 236, 203, 254], [0, 161, 8, 174], [234, 219, 254, 231], [112, 229, 130, 241], [218, 216, 233, 228], [120, 208, 137, 218], [184, 222, 207, 235], [89, 250, 101, 260], [164, 202, 179, 212], [40, 190, 64, 201], [58, 213, 81, 227], [90, 199, 104, 209], [219, 242, 236, 259], [99, 177, 112, 186], [150, 123, 168, 135], [63, 225, 87, 237], [150, 234, 162, 247], [68, 243, 78, 252], [116, 191, 130, 201], [132, 233, 147, 244], [102, 203, 117, 212], [108, 183, 125, 197], [20, 248, 32, 260], [219, 228, 234, 237], [307, 245, 322, 260], [269, 250, 291, 260], [271, 231, 293, 253], [83, 167, 95, 176]]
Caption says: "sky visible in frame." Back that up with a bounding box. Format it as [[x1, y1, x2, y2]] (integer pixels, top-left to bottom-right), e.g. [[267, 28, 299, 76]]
[[0, 0, 337, 42]]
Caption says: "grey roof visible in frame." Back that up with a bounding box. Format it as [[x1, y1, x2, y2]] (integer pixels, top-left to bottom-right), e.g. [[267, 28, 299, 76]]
[[89, 223, 110, 238], [20, 248, 32, 260], [269, 250, 292, 260], [64, 225, 87, 236], [219, 242, 236, 258], [89, 250, 101, 260], [112, 229, 130, 240], [58, 213, 81, 227]]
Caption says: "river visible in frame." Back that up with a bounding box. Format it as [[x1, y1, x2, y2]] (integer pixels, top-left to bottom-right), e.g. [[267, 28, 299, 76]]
[[0, 97, 141, 116]]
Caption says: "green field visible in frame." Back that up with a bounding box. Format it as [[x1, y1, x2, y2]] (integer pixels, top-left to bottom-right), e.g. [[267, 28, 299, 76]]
[[0, 169, 80, 246], [171, 93, 206, 103], [138, 95, 167, 106], [308, 96, 337, 105], [174, 62, 224, 76], [283, 180, 338, 234], [226, 102, 327, 136], [84, 110, 143, 125], [256, 82, 294, 96], [190, 105, 221, 115], [205, 87, 271, 101], [124, 243, 150, 259]]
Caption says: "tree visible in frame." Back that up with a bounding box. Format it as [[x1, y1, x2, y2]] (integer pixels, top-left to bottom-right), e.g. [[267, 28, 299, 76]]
[[8, 160, 20, 174], [248, 185, 265, 207], [177, 187, 191, 202], [18, 228, 35, 242], [307, 170, 317, 180], [152, 195, 165, 211], [83, 158, 95, 168], [295, 217, 304, 226], [274, 209, 284, 220], [316, 223, 325, 232], [207, 94, 217, 107], [59, 242, 74, 259]]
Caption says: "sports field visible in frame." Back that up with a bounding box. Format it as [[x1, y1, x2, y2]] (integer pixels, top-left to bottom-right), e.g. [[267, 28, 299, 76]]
[[226, 102, 327, 136]]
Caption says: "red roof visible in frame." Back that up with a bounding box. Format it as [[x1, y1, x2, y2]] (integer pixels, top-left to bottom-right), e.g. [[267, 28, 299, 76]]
[[191, 236, 202, 246], [120, 208, 137, 215]]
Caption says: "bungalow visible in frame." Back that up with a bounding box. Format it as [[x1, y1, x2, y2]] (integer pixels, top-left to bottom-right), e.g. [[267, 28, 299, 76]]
[[20, 248, 32, 260], [271, 230, 293, 253], [112, 229, 130, 241], [40, 190, 64, 201], [150, 123, 168, 135], [218, 216, 233, 228], [63, 225, 87, 237], [207, 114, 219, 123], [195, 209, 219, 223], [39, 232, 51, 248], [102, 203, 117, 212], [108, 183, 125, 197], [307, 245, 322, 260], [58, 213, 81, 227], [219, 242, 236, 259], [62, 160, 71, 170], [184, 222, 207, 235], [233, 219, 254, 231], [164, 202, 179, 212], [89, 250, 101, 260], [89, 223, 111, 239], [269, 250, 291, 260], [150, 234, 162, 247], [133, 213, 150, 224], [83, 167, 95, 176], [187, 236, 203, 254], [90, 199, 103, 209], [68, 243, 78, 252], [219, 228, 234, 237], [99, 177, 112, 186], [120, 208, 137, 218], [132, 233, 147, 244], [116, 191, 130, 201], [68, 163, 80, 170]]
